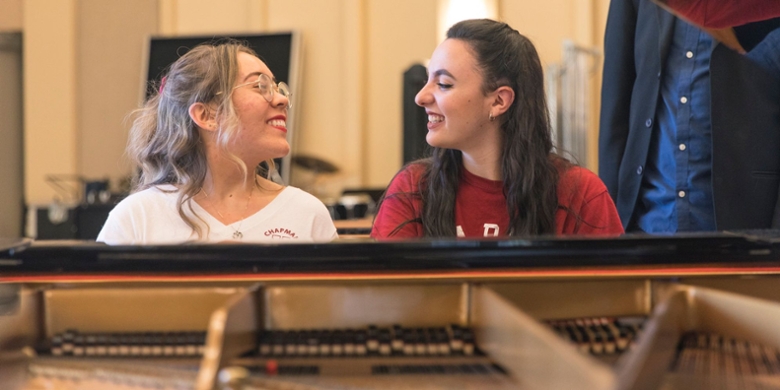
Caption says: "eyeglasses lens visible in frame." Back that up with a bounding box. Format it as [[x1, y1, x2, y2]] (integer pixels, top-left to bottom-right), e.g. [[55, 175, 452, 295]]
[[257, 74, 292, 108]]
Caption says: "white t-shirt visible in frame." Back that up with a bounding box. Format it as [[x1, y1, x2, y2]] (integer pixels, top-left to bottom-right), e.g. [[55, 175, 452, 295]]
[[97, 185, 338, 245]]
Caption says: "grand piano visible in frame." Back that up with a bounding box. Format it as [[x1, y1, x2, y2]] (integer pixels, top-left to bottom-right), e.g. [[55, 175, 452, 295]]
[[3, 233, 780, 389]]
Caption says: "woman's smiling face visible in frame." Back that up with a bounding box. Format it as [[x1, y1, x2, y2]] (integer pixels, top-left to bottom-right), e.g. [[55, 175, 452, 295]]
[[228, 51, 291, 162], [414, 38, 494, 153]]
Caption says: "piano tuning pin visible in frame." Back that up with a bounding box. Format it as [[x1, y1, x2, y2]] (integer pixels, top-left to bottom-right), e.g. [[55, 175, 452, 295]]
[[217, 366, 249, 390]]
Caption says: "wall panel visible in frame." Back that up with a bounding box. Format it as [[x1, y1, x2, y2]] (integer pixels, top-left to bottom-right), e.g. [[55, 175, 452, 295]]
[[77, 0, 159, 188], [267, 0, 364, 191], [23, 0, 78, 205], [173, 0, 265, 34], [0, 0, 22, 31], [364, 0, 438, 187]]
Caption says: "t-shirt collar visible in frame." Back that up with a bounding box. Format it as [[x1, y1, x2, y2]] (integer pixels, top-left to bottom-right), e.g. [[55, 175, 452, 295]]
[[460, 167, 504, 193]]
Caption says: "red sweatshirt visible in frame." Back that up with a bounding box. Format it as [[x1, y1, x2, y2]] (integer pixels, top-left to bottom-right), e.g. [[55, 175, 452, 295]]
[[371, 163, 624, 239]]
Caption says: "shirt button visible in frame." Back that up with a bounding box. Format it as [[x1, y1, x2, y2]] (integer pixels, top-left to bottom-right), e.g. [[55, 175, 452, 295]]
[[679, 143, 687, 151], [645, 118, 653, 127], [678, 190, 686, 198], [680, 96, 688, 104], [686, 51, 694, 59], [636, 166, 643, 175]]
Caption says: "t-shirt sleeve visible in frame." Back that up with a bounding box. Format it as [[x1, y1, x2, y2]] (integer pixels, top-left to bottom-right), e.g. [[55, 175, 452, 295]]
[[371, 166, 424, 239], [96, 200, 139, 245], [310, 200, 339, 242], [575, 189, 625, 236], [557, 167, 625, 236]]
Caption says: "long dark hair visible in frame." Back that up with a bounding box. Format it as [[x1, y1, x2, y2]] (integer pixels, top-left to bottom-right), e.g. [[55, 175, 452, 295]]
[[395, 19, 562, 237]]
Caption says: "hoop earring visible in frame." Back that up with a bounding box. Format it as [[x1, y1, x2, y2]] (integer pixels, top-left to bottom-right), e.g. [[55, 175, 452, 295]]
[[489, 112, 495, 122]]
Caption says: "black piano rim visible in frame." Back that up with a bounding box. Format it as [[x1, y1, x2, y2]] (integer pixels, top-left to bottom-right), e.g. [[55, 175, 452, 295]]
[[1, 231, 780, 274]]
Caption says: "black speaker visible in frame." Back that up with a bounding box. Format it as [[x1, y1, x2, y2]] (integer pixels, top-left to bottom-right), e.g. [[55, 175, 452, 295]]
[[403, 64, 430, 164], [28, 202, 115, 240], [33, 206, 78, 239], [76, 203, 115, 239]]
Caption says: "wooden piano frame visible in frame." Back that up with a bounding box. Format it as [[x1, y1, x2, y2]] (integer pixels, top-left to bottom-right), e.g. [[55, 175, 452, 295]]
[[3, 234, 780, 389]]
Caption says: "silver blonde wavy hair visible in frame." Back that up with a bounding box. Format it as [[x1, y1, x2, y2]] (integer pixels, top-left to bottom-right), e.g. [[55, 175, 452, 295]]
[[126, 40, 275, 238]]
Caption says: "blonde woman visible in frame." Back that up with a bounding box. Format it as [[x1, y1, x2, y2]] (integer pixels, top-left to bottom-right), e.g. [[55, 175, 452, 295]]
[[98, 41, 337, 244]]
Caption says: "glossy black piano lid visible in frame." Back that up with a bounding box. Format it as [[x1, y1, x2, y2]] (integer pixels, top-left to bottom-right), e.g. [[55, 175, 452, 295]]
[[1, 231, 780, 274]]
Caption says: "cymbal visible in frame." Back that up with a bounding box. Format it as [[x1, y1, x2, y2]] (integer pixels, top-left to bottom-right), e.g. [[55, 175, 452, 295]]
[[291, 155, 340, 173]]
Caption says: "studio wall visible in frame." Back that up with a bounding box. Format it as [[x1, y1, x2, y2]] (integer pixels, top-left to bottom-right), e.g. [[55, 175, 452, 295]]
[[0, 0, 22, 31], [23, 0, 79, 206], [15, 0, 610, 206], [77, 0, 159, 183]]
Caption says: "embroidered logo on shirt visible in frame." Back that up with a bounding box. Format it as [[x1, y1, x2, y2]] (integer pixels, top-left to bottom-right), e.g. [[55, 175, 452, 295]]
[[456, 223, 501, 237], [483, 224, 499, 237], [264, 227, 299, 239]]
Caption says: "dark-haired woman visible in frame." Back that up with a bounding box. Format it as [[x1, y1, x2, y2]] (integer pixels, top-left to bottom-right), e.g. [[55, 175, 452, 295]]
[[371, 19, 623, 239]]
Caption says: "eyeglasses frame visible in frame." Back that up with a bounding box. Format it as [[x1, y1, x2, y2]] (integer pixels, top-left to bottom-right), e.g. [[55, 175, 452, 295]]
[[217, 73, 293, 108]]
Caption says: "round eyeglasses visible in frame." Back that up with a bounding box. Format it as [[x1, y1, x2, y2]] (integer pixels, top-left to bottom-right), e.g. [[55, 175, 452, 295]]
[[230, 73, 293, 108]]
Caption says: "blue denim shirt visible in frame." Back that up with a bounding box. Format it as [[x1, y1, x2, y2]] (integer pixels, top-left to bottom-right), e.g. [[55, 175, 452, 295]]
[[634, 19, 716, 233]]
